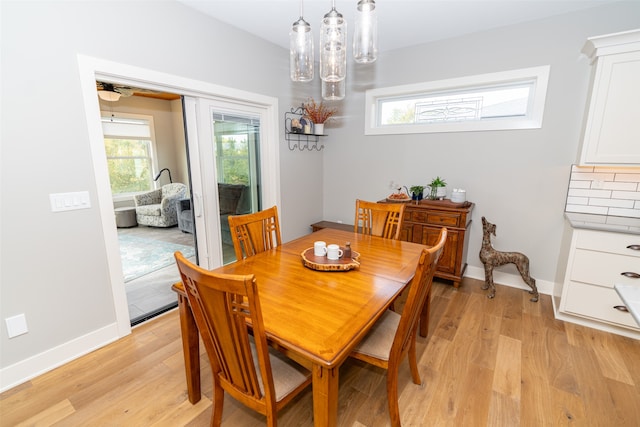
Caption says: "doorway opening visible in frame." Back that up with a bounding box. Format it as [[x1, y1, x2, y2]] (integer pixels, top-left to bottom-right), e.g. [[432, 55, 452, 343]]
[[97, 83, 195, 325], [79, 54, 281, 334]]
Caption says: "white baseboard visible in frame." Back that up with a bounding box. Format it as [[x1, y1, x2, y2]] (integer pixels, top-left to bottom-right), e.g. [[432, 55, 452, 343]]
[[464, 265, 555, 296], [0, 322, 123, 393]]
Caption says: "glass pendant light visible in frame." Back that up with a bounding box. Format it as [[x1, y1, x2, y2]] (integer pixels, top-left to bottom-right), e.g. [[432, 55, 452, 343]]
[[353, 0, 377, 63], [320, 0, 347, 88], [322, 79, 345, 101], [290, 0, 314, 82]]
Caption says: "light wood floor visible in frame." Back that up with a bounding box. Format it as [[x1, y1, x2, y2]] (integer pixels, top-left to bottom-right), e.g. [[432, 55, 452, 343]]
[[2, 278, 639, 426]]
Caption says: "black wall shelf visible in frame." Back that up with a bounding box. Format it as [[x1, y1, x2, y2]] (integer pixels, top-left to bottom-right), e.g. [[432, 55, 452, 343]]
[[284, 106, 326, 151]]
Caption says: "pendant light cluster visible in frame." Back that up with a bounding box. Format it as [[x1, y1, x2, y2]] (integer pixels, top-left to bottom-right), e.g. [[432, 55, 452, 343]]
[[290, 0, 378, 101]]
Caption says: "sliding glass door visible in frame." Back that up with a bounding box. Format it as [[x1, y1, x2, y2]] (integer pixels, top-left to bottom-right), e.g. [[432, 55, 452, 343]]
[[211, 112, 261, 264], [183, 95, 279, 269]]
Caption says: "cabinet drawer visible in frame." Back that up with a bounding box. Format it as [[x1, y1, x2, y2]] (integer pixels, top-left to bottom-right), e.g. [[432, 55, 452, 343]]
[[575, 229, 640, 256], [571, 249, 640, 288], [409, 210, 461, 227], [563, 282, 639, 330]]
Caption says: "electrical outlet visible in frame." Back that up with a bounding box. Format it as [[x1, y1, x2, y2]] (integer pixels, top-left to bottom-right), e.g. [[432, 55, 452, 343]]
[[6, 314, 28, 338]]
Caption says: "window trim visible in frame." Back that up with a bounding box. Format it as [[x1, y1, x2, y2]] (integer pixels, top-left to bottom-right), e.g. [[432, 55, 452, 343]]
[[365, 65, 550, 135]]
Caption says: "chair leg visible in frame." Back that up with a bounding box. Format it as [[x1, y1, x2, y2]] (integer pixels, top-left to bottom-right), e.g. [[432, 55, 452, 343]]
[[408, 334, 421, 385], [419, 291, 431, 337], [211, 382, 224, 427], [386, 370, 402, 427]]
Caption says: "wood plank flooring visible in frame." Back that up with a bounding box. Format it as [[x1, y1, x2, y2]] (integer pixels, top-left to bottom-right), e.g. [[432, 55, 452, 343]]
[[2, 278, 639, 426]]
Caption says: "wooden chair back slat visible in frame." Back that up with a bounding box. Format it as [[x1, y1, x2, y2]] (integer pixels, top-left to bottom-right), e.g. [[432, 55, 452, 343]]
[[228, 206, 282, 260], [354, 199, 405, 240]]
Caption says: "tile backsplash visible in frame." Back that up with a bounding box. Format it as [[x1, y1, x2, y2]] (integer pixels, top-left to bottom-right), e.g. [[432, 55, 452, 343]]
[[565, 165, 640, 218]]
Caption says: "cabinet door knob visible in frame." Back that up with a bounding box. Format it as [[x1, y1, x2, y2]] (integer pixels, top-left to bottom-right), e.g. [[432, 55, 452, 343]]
[[613, 305, 629, 312], [621, 272, 640, 279], [627, 244, 640, 251]]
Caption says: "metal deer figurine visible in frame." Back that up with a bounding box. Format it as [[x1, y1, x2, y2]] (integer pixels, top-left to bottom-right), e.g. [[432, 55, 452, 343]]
[[479, 217, 539, 302]]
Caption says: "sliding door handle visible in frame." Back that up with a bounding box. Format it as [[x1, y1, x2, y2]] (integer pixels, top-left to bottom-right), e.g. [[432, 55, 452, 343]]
[[627, 244, 640, 251], [194, 193, 203, 218]]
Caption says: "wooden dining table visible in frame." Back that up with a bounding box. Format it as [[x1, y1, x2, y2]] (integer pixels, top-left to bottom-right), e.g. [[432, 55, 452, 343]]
[[172, 228, 428, 427]]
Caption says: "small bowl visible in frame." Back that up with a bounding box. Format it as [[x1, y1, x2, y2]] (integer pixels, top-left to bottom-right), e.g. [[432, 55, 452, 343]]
[[451, 192, 466, 203]]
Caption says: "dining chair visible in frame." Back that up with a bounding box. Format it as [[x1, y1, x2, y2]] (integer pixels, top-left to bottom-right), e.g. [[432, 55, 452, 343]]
[[354, 199, 406, 240], [174, 251, 312, 427], [228, 205, 282, 260], [349, 227, 447, 427]]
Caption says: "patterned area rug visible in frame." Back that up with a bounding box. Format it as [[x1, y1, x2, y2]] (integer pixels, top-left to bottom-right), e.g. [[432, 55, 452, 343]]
[[119, 234, 195, 282]]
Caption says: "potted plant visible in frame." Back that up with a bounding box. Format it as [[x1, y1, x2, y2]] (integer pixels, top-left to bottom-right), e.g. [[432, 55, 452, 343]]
[[303, 98, 337, 134], [409, 185, 425, 201], [428, 176, 447, 200]]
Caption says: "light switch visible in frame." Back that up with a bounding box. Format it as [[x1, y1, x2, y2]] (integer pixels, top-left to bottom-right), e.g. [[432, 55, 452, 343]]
[[50, 191, 91, 212], [6, 314, 28, 338]]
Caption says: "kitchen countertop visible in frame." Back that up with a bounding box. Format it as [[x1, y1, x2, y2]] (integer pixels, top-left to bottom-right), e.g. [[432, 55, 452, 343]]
[[565, 212, 640, 235], [615, 284, 640, 327]]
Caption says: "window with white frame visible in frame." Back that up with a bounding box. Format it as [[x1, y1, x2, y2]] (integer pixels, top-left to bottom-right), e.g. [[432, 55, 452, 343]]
[[365, 65, 550, 135], [101, 113, 157, 196]]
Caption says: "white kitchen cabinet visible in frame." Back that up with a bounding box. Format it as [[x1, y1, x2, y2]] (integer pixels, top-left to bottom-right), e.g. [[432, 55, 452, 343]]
[[558, 228, 640, 336], [578, 29, 640, 165]]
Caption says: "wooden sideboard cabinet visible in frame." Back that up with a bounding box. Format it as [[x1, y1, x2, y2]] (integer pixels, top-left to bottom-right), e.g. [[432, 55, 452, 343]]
[[380, 199, 474, 288], [310, 220, 353, 233]]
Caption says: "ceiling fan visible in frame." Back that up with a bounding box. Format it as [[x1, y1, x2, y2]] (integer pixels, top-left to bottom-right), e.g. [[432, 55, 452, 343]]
[[96, 82, 134, 101], [96, 81, 181, 102]]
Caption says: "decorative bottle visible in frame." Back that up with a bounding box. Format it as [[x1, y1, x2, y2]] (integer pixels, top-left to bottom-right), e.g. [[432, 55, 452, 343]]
[[344, 242, 352, 259]]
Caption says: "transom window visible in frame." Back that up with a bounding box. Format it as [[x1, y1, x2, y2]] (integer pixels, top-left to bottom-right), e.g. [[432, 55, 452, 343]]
[[101, 113, 157, 196], [365, 65, 550, 135]]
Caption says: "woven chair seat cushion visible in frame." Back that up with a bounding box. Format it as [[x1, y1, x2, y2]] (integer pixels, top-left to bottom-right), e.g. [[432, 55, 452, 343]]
[[352, 310, 400, 362], [249, 337, 311, 400]]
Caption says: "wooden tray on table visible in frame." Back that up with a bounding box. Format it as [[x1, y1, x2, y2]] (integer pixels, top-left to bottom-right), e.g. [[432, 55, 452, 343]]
[[301, 248, 361, 272]]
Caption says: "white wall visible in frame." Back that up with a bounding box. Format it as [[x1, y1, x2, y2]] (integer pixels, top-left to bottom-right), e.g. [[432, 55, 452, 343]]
[[321, 1, 640, 287], [0, 0, 321, 390]]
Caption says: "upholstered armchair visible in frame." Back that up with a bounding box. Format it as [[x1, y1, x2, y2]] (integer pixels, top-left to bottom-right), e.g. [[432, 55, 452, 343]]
[[134, 183, 187, 227], [177, 198, 194, 234]]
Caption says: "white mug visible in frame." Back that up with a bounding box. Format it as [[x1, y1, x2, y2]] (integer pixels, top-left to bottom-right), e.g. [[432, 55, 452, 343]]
[[314, 241, 327, 257], [327, 244, 343, 260]]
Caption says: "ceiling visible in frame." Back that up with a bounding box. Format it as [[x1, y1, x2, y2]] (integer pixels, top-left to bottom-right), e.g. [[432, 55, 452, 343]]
[[177, 0, 619, 53]]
